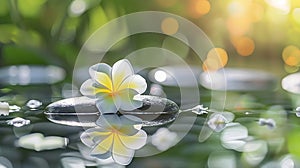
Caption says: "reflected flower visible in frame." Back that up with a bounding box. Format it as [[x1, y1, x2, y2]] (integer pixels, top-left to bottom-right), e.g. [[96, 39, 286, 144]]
[[220, 123, 248, 152], [0, 102, 9, 116], [208, 112, 234, 132], [80, 59, 147, 114], [242, 140, 268, 166], [208, 114, 227, 132], [80, 115, 147, 165], [151, 127, 178, 151]]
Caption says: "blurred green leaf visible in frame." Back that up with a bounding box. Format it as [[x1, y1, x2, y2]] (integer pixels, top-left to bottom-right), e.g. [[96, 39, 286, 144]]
[[0, 0, 9, 16], [83, 5, 108, 40], [0, 24, 18, 43], [18, 0, 46, 18], [288, 130, 300, 157], [13, 30, 42, 47], [3, 45, 47, 65], [0, 24, 42, 47]]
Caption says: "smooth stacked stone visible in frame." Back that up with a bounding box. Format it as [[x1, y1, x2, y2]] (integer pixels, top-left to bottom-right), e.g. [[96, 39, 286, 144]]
[[44, 95, 179, 127], [199, 68, 278, 91]]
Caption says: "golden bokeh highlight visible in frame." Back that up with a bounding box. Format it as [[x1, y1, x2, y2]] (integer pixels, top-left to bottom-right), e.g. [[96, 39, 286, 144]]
[[226, 16, 251, 36], [226, 1, 264, 37], [161, 17, 179, 35], [282, 45, 300, 66], [285, 55, 300, 66], [187, 0, 211, 18], [231, 36, 255, 56], [195, 0, 211, 15], [203, 48, 228, 71]]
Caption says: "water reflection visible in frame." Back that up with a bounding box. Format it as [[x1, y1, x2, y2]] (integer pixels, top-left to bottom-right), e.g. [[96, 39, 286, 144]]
[[0, 156, 13, 168], [151, 127, 178, 151], [220, 123, 248, 152], [0, 66, 298, 167], [26, 100, 42, 109], [199, 68, 277, 91], [7, 117, 30, 127], [17, 133, 68, 151], [208, 151, 236, 168]]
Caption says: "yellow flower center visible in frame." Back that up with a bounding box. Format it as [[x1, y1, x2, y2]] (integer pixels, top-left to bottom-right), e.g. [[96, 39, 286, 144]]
[[109, 91, 118, 97]]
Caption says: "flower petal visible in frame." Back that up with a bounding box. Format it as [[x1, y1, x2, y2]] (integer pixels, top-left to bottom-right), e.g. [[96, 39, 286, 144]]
[[92, 72, 113, 91], [80, 127, 111, 148], [118, 75, 147, 94], [112, 59, 134, 90], [80, 79, 111, 98], [89, 63, 112, 78], [92, 150, 112, 160], [80, 79, 97, 98], [96, 114, 121, 130], [112, 135, 135, 165], [119, 129, 147, 150], [115, 89, 143, 111], [96, 96, 118, 114], [90, 134, 114, 155], [120, 115, 143, 126], [117, 115, 142, 136]]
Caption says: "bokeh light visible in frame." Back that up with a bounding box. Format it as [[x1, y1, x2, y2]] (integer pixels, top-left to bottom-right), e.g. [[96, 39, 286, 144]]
[[231, 36, 255, 56], [154, 70, 167, 82], [226, 16, 251, 36], [282, 45, 300, 67], [161, 17, 179, 35], [265, 0, 290, 14], [203, 48, 228, 71], [187, 0, 211, 18], [69, 0, 87, 16]]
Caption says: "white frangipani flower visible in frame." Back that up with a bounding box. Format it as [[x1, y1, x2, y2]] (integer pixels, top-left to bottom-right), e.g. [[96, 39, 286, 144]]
[[80, 115, 147, 165], [80, 59, 147, 114]]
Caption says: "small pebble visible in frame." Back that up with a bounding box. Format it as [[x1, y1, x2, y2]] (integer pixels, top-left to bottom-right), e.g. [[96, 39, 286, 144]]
[[26, 100, 42, 109], [7, 117, 30, 127], [9, 105, 21, 113]]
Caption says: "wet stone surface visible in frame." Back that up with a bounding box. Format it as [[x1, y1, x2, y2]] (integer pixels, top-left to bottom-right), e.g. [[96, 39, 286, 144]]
[[44, 95, 179, 127]]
